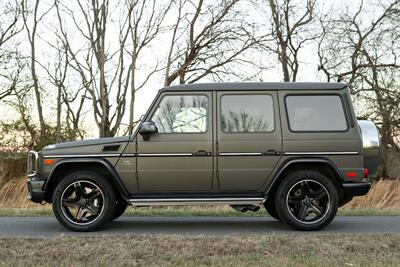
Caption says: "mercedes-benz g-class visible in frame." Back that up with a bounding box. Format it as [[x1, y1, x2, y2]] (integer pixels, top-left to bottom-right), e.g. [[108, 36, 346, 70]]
[[27, 82, 380, 231]]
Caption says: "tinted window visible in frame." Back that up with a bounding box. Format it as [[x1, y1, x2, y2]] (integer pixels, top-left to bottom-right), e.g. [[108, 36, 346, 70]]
[[220, 95, 274, 133], [151, 95, 208, 133], [285, 95, 347, 131]]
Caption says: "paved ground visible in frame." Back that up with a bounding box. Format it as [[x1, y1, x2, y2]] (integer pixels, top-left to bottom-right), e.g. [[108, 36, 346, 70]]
[[0, 216, 399, 236]]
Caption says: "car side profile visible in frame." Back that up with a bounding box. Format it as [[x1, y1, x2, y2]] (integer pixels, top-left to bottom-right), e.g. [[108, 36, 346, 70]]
[[27, 82, 380, 231]]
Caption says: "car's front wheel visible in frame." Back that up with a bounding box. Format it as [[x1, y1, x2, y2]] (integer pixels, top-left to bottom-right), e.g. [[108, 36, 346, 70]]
[[52, 171, 116, 231], [111, 199, 128, 221], [275, 170, 338, 231]]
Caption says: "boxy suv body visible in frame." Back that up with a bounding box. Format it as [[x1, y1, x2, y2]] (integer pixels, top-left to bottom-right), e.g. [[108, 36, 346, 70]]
[[27, 82, 380, 231]]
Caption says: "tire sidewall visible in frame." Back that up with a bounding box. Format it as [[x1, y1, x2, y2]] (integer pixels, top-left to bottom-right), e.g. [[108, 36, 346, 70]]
[[52, 171, 116, 231], [111, 200, 128, 221], [275, 170, 338, 231]]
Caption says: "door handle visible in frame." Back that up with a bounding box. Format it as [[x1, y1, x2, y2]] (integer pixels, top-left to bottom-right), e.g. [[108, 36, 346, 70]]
[[193, 150, 211, 157], [264, 149, 281, 156]]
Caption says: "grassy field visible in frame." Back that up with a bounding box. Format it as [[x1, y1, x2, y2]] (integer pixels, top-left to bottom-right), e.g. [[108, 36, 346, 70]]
[[0, 234, 399, 266]]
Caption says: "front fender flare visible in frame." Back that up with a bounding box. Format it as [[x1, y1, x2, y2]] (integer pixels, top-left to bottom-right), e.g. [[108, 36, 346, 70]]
[[43, 157, 129, 200]]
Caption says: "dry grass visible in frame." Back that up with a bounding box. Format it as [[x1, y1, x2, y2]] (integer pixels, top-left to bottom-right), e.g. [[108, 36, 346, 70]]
[[345, 179, 400, 209], [0, 176, 33, 208], [0, 234, 400, 266]]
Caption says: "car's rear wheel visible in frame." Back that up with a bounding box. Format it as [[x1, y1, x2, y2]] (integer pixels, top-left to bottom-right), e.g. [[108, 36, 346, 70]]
[[52, 171, 116, 231], [275, 171, 338, 231], [111, 199, 128, 221], [264, 199, 280, 221]]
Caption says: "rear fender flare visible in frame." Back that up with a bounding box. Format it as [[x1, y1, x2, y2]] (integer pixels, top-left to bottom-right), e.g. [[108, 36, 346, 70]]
[[264, 157, 344, 197]]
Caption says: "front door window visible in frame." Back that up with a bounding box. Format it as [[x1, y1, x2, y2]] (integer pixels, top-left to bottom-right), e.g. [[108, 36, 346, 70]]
[[151, 95, 208, 133]]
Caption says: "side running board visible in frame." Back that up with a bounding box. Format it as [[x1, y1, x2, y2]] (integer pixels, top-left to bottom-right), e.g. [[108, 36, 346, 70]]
[[128, 197, 265, 206]]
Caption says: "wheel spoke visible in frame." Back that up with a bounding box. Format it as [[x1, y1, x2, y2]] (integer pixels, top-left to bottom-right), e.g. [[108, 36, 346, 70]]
[[301, 181, 311, 196], [298, 204, 308, 220], [314, 190, 327, 201], [74, 182, 85, 198], [62, 198, 78, 208], [87, 190, 101, 201], [75, 207, 85, 221], [86, 203, 100, 216], [310, 204, 323, 216], [288, 198, 301, 206]]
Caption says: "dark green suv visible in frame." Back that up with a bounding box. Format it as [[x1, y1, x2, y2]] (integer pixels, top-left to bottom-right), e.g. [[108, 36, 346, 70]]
[[27, 82, 380, 231]]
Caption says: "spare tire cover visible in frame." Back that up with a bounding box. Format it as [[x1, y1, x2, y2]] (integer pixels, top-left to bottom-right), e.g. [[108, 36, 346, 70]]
[[358, 120, 381, 176]]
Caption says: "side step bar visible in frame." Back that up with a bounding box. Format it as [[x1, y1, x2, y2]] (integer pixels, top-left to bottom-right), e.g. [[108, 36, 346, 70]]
[[128, 197, 265, 206]]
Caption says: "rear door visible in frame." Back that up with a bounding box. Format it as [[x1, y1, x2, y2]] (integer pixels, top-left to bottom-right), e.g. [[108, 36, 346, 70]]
[[216, 91, 282, 192]]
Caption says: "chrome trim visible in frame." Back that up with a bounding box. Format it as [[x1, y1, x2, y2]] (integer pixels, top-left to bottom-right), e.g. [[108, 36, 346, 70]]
[[121, 153, 136, 157], [42, 154, 121, 158], [284, 151, 359, 155], [137, 153, 193, 157], [358, 120, 381, 176], [129, 197, 265, 206], [27, 150, 39, 177], [219, 152, 263, 156]]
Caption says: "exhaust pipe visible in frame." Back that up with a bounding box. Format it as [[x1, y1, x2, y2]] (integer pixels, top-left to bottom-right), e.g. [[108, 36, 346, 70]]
[[231, 205, 260, 212]]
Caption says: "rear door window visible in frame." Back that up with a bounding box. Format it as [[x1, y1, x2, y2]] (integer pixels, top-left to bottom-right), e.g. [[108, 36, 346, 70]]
[[220, 94, 274, 133], [285, 95, 348, 132]]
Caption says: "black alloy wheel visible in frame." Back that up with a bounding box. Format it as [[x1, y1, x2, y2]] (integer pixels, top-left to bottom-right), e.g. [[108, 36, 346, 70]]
[[52, 171, 116, 231], [275, 170, 338, 231]]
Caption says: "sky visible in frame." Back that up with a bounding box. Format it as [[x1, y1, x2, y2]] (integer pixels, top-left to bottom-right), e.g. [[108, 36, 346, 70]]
[[0, 0, 381, 138]]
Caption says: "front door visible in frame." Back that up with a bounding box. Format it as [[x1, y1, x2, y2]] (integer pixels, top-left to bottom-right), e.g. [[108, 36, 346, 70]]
[[136, 92, 213, 192], [216, 91, 282, 192]]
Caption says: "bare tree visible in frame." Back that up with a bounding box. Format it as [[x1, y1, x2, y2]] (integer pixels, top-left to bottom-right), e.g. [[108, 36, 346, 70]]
[[164, 0, 263, 86], [54, 0, 133, 137], [0, 0, 22, 101], [264, 0, 317, 82], [125, 0, 171, 134], [318, 0, 400, 177], [21, 0, 52, 140]]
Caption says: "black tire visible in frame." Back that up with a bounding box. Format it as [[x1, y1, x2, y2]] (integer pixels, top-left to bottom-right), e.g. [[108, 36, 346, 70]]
[[52, 171, 116, 232], [264, 199, 280, 221], [111, 199, 128, 221], [275, 170, 338, 231]]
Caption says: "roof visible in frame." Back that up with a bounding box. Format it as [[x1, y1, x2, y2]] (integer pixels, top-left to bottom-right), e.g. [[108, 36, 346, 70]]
[[162, 82, 347, 92]]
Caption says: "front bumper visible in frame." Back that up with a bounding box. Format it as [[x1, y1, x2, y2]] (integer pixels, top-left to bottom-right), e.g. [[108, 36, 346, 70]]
[[27, 176, 46, 203]]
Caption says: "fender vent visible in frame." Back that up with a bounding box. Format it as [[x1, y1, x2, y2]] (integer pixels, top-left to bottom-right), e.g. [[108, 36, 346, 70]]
[[102, 145, 120, 152]]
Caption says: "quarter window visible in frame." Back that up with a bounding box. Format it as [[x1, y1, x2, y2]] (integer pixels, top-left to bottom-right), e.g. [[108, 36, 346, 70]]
[[220, 95, 274, 133], [151, 95, 208, 133], [285, 95, 348, 132]]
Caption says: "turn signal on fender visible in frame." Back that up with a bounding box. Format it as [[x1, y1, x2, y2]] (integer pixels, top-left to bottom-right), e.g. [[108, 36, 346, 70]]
[[43, 159, 55, 166]]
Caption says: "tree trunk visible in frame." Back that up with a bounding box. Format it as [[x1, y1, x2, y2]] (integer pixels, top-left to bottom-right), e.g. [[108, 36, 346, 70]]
[[56, 83, 62, 143]]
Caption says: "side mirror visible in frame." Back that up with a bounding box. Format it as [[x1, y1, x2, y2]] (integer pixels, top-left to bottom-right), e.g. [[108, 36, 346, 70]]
[[139, 121, 158, 140]]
